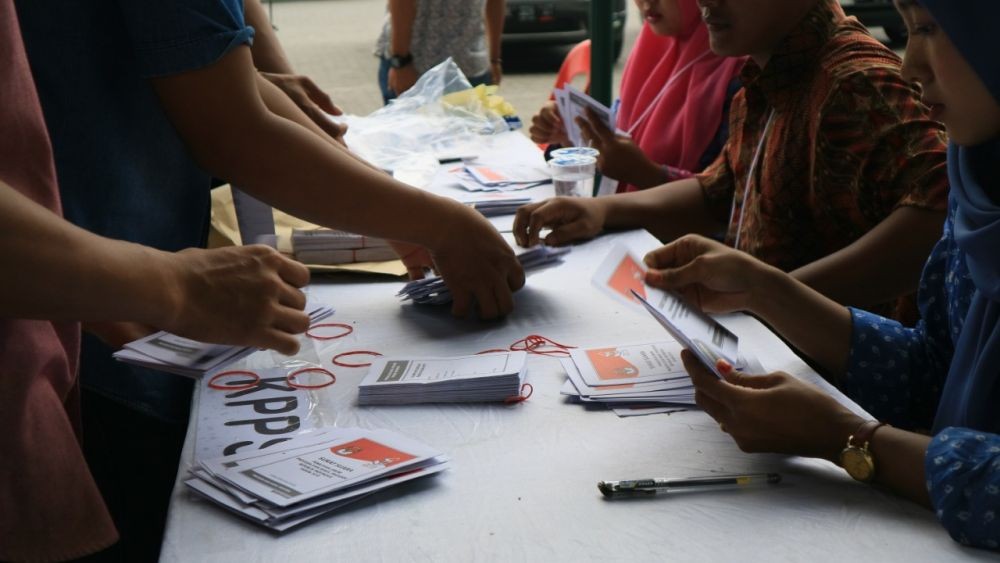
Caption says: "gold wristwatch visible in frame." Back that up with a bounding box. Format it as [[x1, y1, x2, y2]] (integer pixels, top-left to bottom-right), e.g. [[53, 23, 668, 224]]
[[839, 420, 887, 483]]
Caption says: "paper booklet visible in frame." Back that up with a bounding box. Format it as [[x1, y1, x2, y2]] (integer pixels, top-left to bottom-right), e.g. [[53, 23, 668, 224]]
[[292, 229, 396, 265], [397, 245, 571, 305], [186, 427, 449, 531], [358, 351, 527, 405], [553, 84, 620, 148], [113, 301, 334, 378], [591, 244, 740, 377]]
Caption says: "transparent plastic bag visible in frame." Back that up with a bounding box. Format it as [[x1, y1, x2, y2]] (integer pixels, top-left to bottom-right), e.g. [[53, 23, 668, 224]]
[[343, 57, 520, 177]]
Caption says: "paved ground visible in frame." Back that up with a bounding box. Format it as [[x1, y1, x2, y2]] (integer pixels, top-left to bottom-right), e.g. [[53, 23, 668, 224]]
[[267, 0, 898, 121]]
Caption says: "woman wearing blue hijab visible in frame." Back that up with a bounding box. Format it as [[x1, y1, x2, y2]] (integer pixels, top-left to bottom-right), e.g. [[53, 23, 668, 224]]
[[636, 0, 1000, 550]]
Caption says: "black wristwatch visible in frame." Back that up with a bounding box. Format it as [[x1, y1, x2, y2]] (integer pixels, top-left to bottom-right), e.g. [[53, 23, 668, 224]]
[[388, 53, 414, 69]]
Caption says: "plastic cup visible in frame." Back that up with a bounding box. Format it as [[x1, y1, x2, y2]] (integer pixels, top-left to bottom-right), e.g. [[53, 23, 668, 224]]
[[550, 146, 600, 160], [549, 154, 596, 198]]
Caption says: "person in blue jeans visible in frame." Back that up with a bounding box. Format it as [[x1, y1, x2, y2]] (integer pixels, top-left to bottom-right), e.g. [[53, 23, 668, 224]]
[[638, 0, 1000, 551]]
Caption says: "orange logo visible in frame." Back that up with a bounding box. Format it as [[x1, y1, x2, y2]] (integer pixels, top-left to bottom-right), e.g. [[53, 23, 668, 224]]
[[608, 255, 646, 302], [330, 438, 416, 468]]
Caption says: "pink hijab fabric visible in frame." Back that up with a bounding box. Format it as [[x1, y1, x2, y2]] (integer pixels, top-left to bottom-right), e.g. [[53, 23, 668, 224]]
[[0, 1, 118, 560], [616, 0, 745, 192]]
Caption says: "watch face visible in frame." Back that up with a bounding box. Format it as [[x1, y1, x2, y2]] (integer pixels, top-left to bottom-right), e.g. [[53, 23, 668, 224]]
[[841, 448, 874, 482]]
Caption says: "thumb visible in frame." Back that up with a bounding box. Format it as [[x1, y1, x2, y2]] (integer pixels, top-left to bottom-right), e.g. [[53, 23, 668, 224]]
[[719, 363, 783, 390]]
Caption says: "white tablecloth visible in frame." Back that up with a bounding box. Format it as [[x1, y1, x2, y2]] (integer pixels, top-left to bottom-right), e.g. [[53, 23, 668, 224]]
[[160, 229, 990, 562]]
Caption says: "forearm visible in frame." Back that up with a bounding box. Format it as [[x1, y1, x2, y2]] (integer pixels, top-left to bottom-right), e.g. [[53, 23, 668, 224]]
[[389, 0, 416, 55], [245, 0, 294, 74], [0, 183, 177, 325], [868, 426, 932, 507], [484, 0, 505, 62], [750, 265, 854, 378], [791, 206, 945, 308], [602, 178, 723, 242]]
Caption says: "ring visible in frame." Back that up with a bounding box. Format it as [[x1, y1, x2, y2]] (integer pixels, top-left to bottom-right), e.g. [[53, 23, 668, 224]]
[[207, 370, 260, 391], [286, 367, 336, 389], [305, 322, 353, 340], [332, 350, 383, 368]]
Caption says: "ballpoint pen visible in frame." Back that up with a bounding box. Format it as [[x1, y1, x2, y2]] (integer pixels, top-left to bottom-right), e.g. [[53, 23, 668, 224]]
[[598, 472, 781, 498]]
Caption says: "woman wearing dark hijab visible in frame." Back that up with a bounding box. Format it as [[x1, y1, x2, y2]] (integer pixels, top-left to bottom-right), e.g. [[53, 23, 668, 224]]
[[635, 0, 1000, 550]]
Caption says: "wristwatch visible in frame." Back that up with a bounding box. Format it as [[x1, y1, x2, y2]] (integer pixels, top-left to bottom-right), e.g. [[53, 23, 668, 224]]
[[839, 420, 887, 482], [388, 53, 414, 69]]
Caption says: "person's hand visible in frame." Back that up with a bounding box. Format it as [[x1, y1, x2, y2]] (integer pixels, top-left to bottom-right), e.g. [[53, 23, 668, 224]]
[[513, 197, 607, 247], [490, 61, 503, 86], [642, 234, 779, 315], [683, 351, 863, 461], [388, 240, 434, 280], [426, 204, 525, 319], [388, 65, 419, 98], [528, 102, 570, 146], [83, 321, 157, 349], [577, 108, 665, 188], [159, 245, 312, 356], [259, 72, 347, 144]]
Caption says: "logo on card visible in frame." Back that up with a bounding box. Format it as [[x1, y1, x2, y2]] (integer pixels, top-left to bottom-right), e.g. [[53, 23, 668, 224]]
[[586, 347, 640, 381], [330, 438, 416, 468], [608, 255, 646, 303]]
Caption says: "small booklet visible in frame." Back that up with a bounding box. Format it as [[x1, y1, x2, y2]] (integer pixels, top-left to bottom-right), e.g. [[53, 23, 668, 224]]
[[553, 84, 619, 148], [186, 428, 450, 531], [458, 193, 533, 217], [358, 351, 527, 405], [112, 301, 334, 378], [397, 245, 570, 305]]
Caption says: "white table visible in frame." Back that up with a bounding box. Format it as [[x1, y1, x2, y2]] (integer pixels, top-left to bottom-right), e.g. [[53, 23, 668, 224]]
[[160, 229, 991, 562]]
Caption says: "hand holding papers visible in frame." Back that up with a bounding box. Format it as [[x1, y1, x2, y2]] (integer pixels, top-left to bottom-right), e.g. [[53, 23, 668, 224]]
[[358, 352, 527, 405], [113, 302, 334, 378], [186, 428, 449, 531], [553, 84, 618, 148], [398, 245, 570, 305]]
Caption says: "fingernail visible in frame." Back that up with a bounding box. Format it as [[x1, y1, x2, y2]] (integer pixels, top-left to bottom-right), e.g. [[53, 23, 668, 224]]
[[643, 255, 655, 267], [644, 271, 661, 283], [716, 359, 733, 374]]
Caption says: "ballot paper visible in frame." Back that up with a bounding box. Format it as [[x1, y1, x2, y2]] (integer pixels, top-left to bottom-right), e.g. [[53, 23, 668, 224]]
[[397, 245, 571, 305], [113, 301, 334, 378], [358, 351, 527, 405], [591, 245, 739, 377], [447, 165, 550, 193], [186, 427, 450, 531], [458, 193, 533, 217], [553, 84, 618, 148], [292, 229, 396, 265]]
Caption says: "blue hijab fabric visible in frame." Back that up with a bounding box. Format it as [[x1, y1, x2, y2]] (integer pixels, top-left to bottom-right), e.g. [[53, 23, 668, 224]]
[[920, 1, 1000, 432]]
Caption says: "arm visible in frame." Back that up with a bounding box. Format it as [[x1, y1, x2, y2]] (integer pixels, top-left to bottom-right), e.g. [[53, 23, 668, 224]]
[[484, 0, 505, 84], [387, 0, 419, 96], [151, 46, 524, 318], [0, 181, 310, 354], [244, 0, 346, 141]]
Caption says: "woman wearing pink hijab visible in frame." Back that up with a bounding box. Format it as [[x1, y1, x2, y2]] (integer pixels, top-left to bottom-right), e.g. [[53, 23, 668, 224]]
[[529, 0, 744, 193]]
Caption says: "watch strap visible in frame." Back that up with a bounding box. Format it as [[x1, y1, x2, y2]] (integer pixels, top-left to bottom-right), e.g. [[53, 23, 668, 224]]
[[848, 420, 886, 450]]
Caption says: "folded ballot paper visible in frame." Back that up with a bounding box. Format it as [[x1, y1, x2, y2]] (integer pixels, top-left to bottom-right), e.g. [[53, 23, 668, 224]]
[[446, 164, 550, 193], [358, 351, 527, 405], [185, 427, 450, 532], [459, 193, 533, 217], [292, 229, 397, 265], [553, 84, 618, 148], [113, 301, 335, 378], [560, 341, 697, 408], [398, 245, 571, 305]]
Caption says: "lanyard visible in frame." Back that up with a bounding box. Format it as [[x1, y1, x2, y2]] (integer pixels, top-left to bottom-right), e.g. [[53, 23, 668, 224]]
[[622, 50, 713, 137], [731, 108, 776, 251]]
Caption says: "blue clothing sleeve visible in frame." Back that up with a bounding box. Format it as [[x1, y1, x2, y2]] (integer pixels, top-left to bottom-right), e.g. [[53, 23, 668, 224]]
[[926, 427, 1000, 550], [115, 0, 254, 78]]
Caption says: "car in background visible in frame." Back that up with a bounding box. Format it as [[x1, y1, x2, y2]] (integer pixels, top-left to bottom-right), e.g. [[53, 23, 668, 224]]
[[842, 0, 907, 43], [502, 0, 627, 61]]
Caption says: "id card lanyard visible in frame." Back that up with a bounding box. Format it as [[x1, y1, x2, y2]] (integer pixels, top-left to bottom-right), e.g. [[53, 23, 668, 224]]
[[731, 108, 776, 251], [621, 50, 713, 137]]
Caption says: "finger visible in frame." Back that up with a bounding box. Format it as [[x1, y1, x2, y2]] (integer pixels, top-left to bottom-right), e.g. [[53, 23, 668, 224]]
[[583, 108, 615, 142], [262, 329, 301, 357], [507, 261, 526, 291], [272, 307, 312, 335], [494, 281, 515, 317], [544, 219, 592, 246], [513, 203, 542, 246], [576, 117, 600, 148], [451, 289, 472, 319], [300, 77, 338, 115], [527, 203, 564, 247], [275, 254, 311, 288], [474, 284, 499, 320], [407, 266, 426, 281], [278, 285, 308, 310], [722, 368, 785, 390], [681, 349, 732, 404], [307, 105, 347, 141], [694, 389, 730, 424]]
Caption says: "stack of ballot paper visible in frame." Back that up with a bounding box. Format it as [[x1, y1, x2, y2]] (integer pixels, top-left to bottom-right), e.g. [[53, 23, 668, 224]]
[[446, 163, 550, 192], [553, 84, 618, 148], [113, 301, 334, 378], [291, 229, 397, 265], [185, 427, 450, 532], [459, 193, 533, 217], [397, 245, 571, 305], [559, 341, 697, 407], [358, 351, 527, 405]]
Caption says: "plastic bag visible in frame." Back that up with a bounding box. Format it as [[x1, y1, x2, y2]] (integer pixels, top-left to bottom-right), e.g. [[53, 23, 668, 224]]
[[343, 58, 521, 177]]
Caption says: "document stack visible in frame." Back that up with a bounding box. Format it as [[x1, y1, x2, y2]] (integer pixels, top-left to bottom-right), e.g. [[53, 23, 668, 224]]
[[185, 427, 450, 532], [358, 351, 527, 405], [459, 193, 533, 217], [559, 341, 697, 408], [552, 84, 618, 148], [113, 301, 334, 378], [292, 229, 397, 265], [447, 163, 550, 192], [397, 245, 571, 305]]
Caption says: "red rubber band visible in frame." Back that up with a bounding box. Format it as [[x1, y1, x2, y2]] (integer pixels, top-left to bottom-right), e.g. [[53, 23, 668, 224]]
[[504, 382, 534, 404], [207, 370, 261, 391], [509, 334, 576, 357], [306, 322, 354, 340], [332, 350, 383, 368], [286, 367, 336, 389], [475, 348, 510, 355]]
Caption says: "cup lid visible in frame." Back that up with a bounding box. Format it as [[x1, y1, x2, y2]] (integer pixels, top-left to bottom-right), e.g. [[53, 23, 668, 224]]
[[551, 147, 600, 158], [549, 154, 597, 167]]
